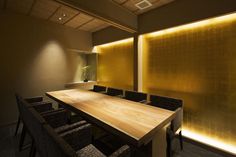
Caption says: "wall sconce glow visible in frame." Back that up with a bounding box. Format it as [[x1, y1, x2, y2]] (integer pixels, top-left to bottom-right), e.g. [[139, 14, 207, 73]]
[[98, 38, 133, 48], [183, 129, 236, 155], [145, 12, 236, 37]]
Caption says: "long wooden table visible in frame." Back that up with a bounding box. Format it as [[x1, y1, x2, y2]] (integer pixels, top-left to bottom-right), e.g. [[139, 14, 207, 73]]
[[46, 89, 176, 157]]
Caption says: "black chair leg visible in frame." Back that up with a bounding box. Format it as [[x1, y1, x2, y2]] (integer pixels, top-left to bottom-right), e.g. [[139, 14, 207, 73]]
[[31, 147, 36, 157], [29, 140, 34, 157], [19, 125, 26, 151], [179, 131, 183, 150], [166, 131, 171, 157], [14, 116, 21, 136], [29, 140, 36, 157]]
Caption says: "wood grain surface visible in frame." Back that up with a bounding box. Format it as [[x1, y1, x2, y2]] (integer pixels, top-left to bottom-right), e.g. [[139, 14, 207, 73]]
[[46, 89, 176, 147]]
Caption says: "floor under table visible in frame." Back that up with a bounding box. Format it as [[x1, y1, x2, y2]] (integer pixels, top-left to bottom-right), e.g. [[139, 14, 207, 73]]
[[0, 124, 225, 157]]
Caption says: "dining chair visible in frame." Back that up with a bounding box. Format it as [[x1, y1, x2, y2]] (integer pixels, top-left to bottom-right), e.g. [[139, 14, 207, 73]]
[[106, 87, 123, 97], [14, 94, 53, 136], [22, 106, 91, 157], [43, 123, 131, 157], [92, 85, 107, 93], [19, 96, 92, 157], [17, 95, 88, 152], [41, 109, 87, 134], [149, 95, 183, 157], [124, 91, 147, 103]]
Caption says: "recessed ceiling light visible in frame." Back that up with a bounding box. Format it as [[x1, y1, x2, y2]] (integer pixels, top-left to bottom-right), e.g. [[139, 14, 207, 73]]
[[58, 17, 62, 21], [62, 13, 66, 17], [135, 0, 152, 10]]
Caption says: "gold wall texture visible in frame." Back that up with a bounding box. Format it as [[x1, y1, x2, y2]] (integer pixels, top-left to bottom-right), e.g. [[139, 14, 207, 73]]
[[96, 39, 134, 90], [142, 13, 236, 148]]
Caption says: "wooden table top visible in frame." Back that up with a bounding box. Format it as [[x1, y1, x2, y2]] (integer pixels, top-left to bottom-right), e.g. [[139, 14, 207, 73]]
[[46, 89, 176, 146]]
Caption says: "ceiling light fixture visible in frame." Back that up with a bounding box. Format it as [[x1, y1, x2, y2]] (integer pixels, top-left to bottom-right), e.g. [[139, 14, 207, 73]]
[[135, 0, 152, 10], [58, 13, 66, 21]]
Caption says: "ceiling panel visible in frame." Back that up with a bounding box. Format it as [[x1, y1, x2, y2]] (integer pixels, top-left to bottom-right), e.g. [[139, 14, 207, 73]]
[[4, 0, 111, 32], [65, 13, 93, 28], [6, 0, 34, 14], [91, 23, 110, 32], [112, 0, 175, 14], [123, 0, 139, 12], [49, 5, 79, 24], [30, 0, 60, 19], [112, 0, 127, 4], [79, 19, 109, 32]]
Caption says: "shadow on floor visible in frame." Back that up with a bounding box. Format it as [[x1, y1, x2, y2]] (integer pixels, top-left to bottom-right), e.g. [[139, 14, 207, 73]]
[[0, 124, 224, 157]]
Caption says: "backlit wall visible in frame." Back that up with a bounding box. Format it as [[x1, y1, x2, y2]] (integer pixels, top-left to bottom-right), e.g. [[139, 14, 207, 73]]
[[96, 38, 134, 90], [142, 13, 236, 151]]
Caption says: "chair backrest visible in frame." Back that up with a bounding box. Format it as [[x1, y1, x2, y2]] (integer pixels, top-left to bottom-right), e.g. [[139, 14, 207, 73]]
[[93, 85, 106, 92], [25, 96, 43, 103], [150, 95, 183, 132], [150, 95, 182, 111], [25, 108, 48, 157], [107, 87, 123, 96], [18, 97, 48, 157], [43, 124, 77, 157], [16, 95, 32, 124], [42, 109, 69, 128], [31, 101, 53, 113], [15, 93, 22, 115], [124, 91, 147, 102]]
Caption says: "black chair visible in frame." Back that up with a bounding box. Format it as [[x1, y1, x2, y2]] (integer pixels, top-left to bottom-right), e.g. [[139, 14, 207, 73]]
[[106, 88, 123, 97], [43, 123, 131, 157], [20, 107, 47, 157], [17, 95, 88, 152], [15, 94, 53, 136], [21, 104, 91, 157], [41, 109, 87, 134], [92, 85, 107, 93], [18, 97, 91, 157], [149, 95, 183, 157], [124, 91, 147, 103]]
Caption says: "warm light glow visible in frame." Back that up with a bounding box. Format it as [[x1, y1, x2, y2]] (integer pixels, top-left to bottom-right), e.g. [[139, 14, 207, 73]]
[[141, 11, 236, 155], [138, 35, 143, 92], [96, 37, 134, 90], [92, 46, 98, 53], [183, 129, 236, 155], [145, 12, 236, 37], [98, 38, 133, 48]]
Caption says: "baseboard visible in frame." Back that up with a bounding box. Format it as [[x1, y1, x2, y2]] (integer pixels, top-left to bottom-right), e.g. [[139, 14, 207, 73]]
[[183, 136, 235, 157]]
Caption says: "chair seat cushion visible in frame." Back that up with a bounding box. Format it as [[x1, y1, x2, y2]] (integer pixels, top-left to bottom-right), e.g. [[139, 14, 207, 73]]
[[76, 144, 106, 157]]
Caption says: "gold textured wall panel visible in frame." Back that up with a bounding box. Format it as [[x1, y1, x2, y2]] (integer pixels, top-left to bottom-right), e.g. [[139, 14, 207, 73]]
[[96, 39, 134, 90], [142, 13, 236, 148]]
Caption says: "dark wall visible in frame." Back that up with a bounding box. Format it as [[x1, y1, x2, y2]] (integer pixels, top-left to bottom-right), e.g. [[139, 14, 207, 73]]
[[139, 0, 236, 34], [92, 26, 133, 46], [92, 0, 236, 45], [0, 12, 92, 126]]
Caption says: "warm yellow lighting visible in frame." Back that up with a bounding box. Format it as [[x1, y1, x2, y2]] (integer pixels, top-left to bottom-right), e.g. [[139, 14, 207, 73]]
[[146, 12, 236, 37], [98, 38, 133, 48], [96, 37, 134, 90], [141, 11, 236, 155], [92, 46, 98, 53], [183, 129, 236, 155]]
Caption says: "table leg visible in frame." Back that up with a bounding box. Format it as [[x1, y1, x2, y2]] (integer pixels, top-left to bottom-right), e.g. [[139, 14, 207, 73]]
[[152, 123, 170, 157]]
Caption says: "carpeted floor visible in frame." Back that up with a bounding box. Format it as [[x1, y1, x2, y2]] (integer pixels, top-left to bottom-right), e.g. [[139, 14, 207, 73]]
[[0, 124, 224, 157]]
